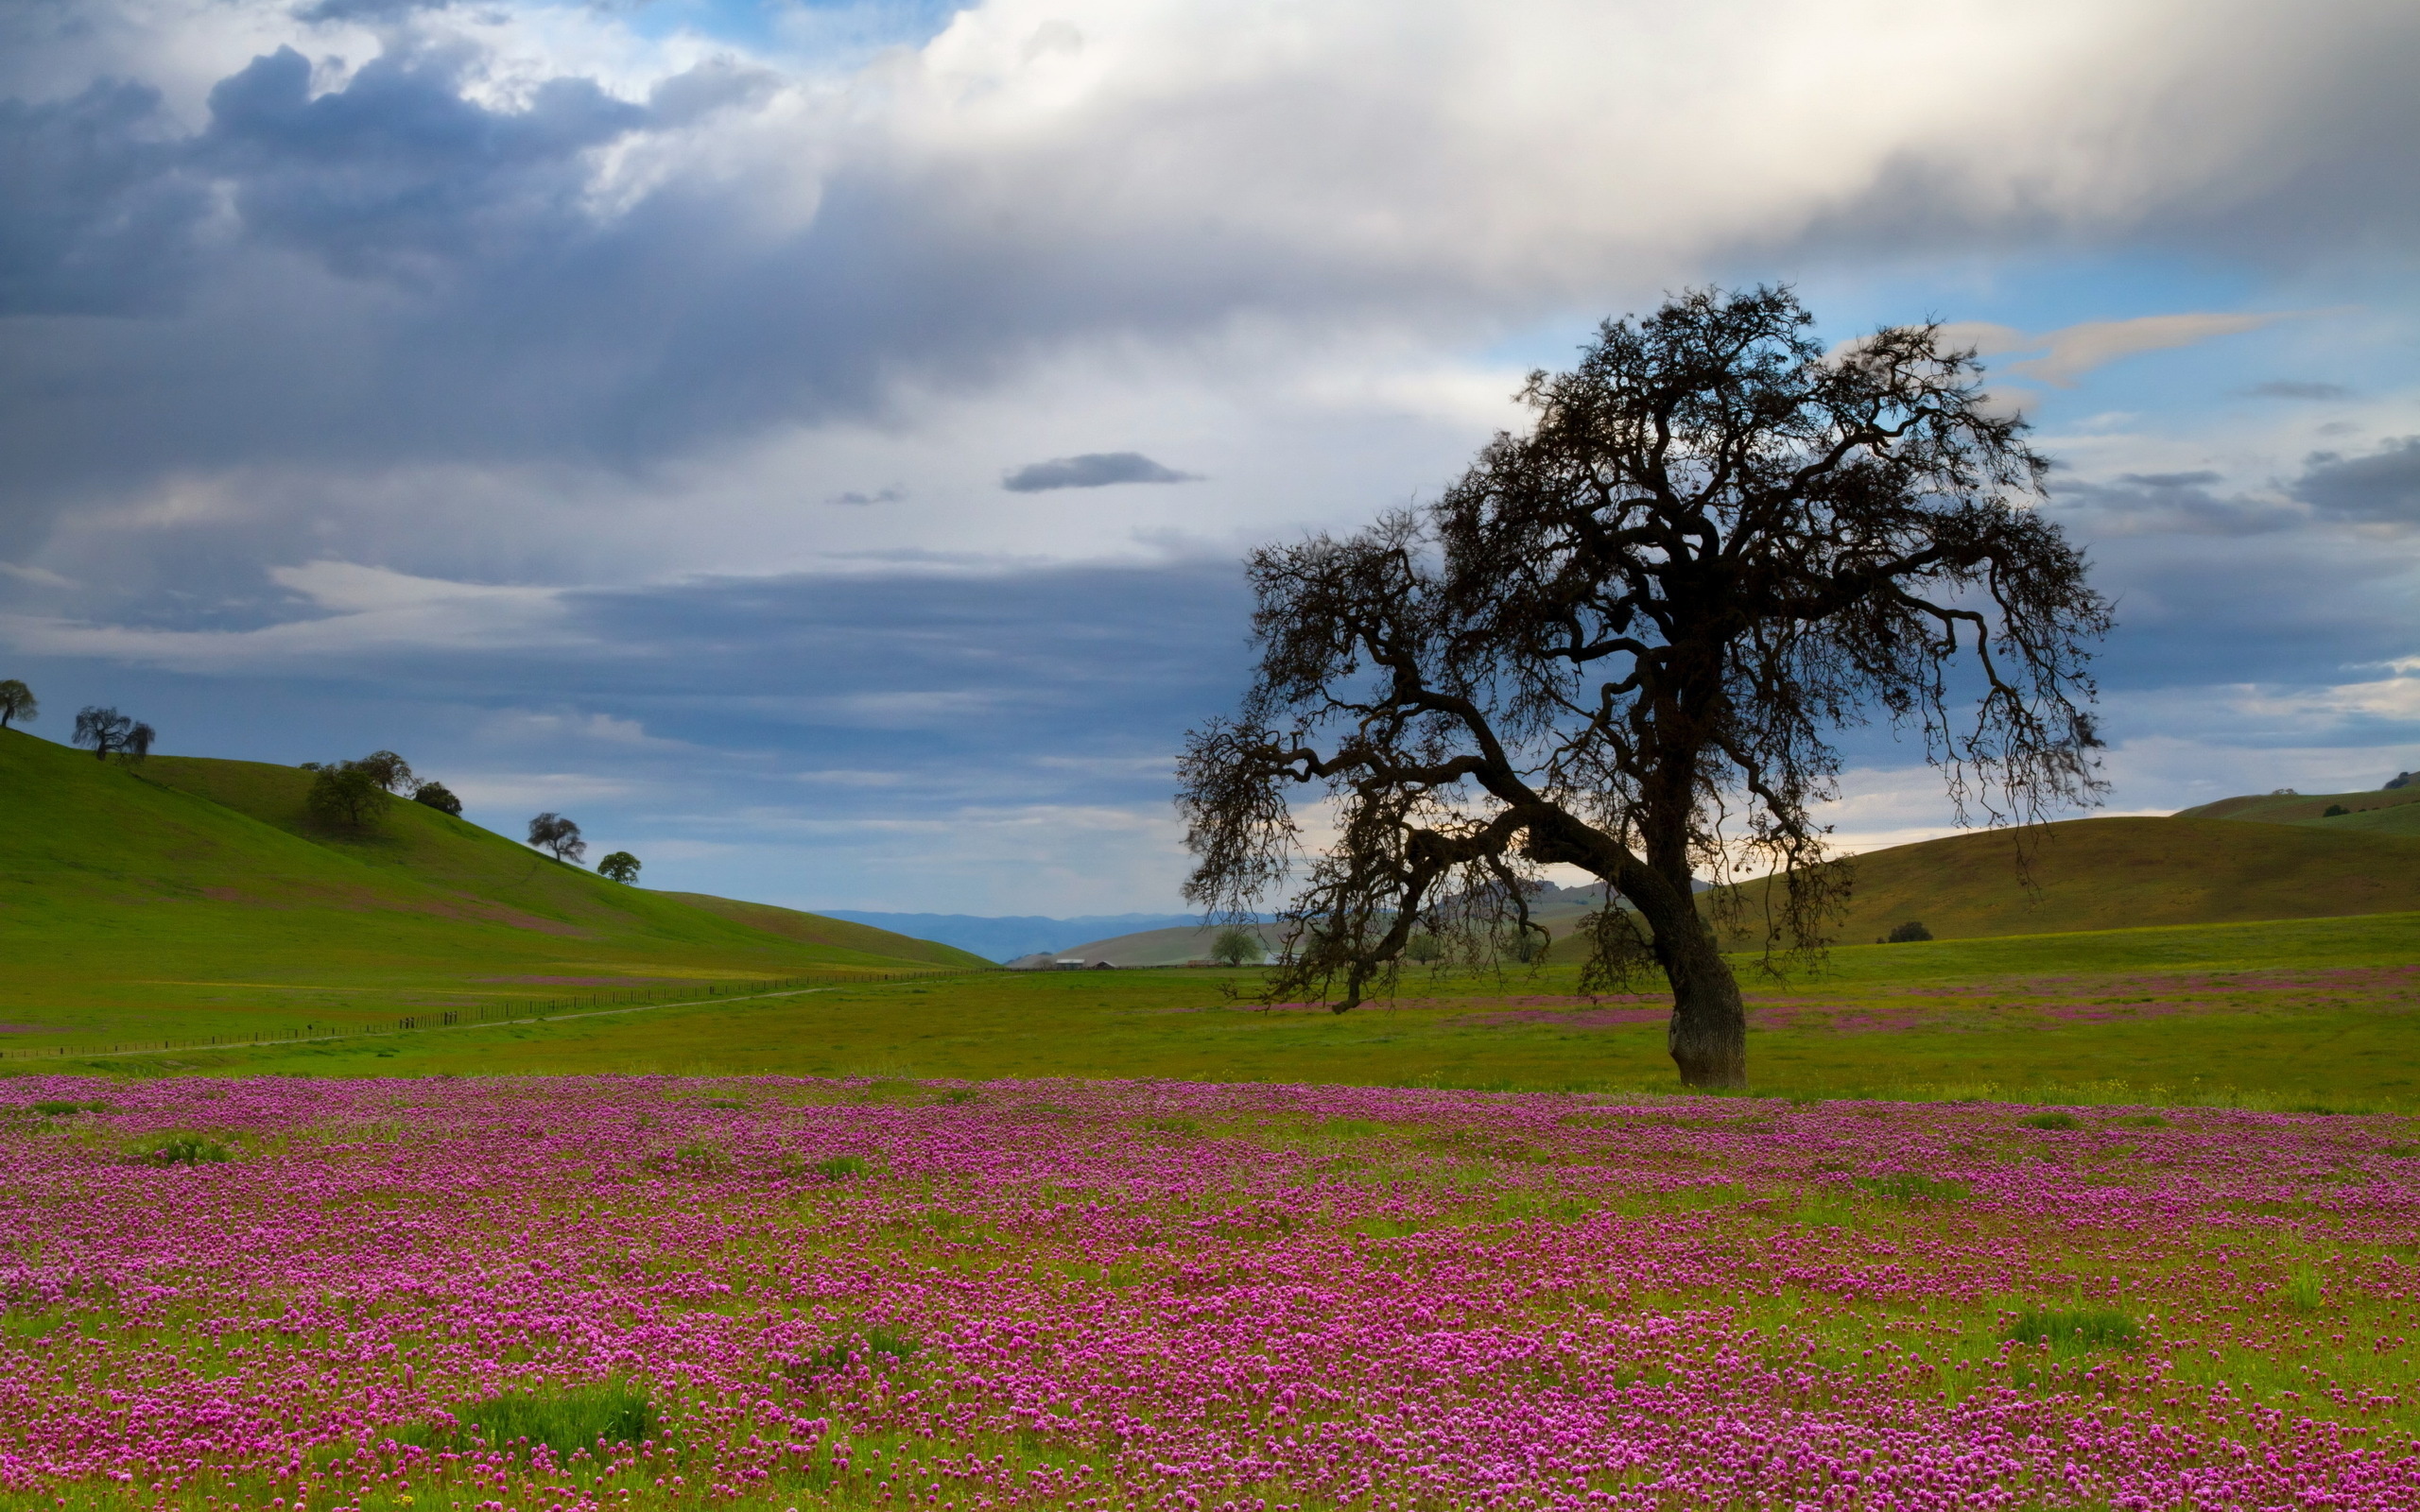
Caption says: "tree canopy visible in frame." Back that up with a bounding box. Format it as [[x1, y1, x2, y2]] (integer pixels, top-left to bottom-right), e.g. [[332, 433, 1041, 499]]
[[1210, 926, 1265, 967], [412, 781, 463, 816], [0, 680, 34, 730], [1177, 286, 2110, 1088], [596, 850, 641, 884], [528, 813, 586, 865], [354, 750, 415, 794], [306, 764, 386, 831], [73, 707, 154, 763]]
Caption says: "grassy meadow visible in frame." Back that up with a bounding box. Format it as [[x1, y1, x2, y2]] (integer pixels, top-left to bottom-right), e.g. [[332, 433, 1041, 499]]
[[16, 909, 2416, 1113], [9, 721, 2418, 1109]]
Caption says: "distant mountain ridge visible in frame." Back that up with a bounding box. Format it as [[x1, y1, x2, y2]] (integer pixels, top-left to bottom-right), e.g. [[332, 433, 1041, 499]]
[[815, 911, 1225, 963]]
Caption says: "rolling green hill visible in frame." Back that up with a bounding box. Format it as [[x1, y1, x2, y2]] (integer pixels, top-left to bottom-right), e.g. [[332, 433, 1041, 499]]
[[2178, 784, 2420, 836], [657, 892, 985, 969], [1547, 813, 2420, 960], [1, 730, 979, 1047]]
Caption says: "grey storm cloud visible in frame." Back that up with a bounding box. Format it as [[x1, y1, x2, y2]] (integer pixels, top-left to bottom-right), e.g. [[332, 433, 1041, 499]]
[[0, 80, 212, 316], [2292, 438, 2420, 528], [2051, 472, 2296, 539], [0, 0, 2411, 553], [196, 45, 647, 280], [1000, 453, 1198, 492]]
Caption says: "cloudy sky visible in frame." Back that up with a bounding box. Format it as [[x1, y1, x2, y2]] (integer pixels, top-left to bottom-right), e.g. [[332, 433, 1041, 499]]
[[4, 0, 2416, 915]]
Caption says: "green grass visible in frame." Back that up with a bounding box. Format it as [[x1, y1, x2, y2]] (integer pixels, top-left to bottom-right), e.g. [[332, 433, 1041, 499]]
[[2003, 1306, 2142, 1353], [2181, 784, 2420, 835], [0, 730, 985, 1053], [1670, 814, 2420, 950], [41, 907, 2415, 1113], [451, 1382, 657, 1458], [15, 724, 2420, 1111]]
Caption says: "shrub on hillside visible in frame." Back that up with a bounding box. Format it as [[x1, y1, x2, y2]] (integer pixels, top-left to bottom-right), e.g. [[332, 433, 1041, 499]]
[[1886, 920, 1933, 943], [2323, 803, 2349, 816], [412, 781, 463, 816]]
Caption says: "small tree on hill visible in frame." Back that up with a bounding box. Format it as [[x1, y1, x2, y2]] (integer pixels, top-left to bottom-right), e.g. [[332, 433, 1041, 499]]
[[0, 679, 35, 730], [1177, 286, 2111, 1089], [1211, 926, 1265, 966], [528, 813, 586, 865], [354, 750, 415, 794], [73, 707, 155, 763], [307, 763, 386, 831], [412, 780, 463, 816], [1886, 920, 1933, 943], [597, 850, 642, 883]]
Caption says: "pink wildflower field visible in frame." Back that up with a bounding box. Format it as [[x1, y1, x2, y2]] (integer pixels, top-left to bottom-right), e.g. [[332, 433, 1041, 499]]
[[7, 1077, 2420, 1512]]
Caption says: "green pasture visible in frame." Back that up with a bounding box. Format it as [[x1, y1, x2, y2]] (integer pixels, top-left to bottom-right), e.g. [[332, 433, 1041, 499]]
[[20, 910, 2417, 1112]]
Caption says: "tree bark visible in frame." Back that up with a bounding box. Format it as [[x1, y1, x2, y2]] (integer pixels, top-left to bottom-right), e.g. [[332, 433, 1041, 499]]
[[1657, 916, 1747, 1089], [1618, 850, 1747, 1089]]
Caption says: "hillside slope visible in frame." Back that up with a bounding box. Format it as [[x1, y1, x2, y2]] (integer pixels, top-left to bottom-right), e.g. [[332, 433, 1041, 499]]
[[2, 731, 967, 1040], [1026, 921, 1290, 968], [2178, 786, 2420, 837], [660, 892, 988, 969], [1545, 814, 2420, 960]]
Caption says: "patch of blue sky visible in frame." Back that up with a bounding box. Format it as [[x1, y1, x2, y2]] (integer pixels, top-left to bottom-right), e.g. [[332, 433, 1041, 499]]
[[610, 0, 959, 65], [1463, 250, 2399, 442]]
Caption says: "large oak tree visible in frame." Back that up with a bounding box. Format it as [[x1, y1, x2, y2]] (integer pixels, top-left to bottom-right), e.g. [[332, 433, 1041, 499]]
[[1177, 287, 2110, 1088]]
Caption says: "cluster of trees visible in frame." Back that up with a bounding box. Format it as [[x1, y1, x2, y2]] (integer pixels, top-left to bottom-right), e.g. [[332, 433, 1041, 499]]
[[524, 812, 640, 881], [3, 682, 162, 764], [295, 757, 642, 881], [300, 750, 461, 830], [74, 706, 155, 762], [294, 760, 642, 880]]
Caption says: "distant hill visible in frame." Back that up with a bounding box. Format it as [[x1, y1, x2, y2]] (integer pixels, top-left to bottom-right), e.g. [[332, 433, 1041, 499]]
[[1, 730, 974, 1024], [1543, 813, 2420, 960], [1017, 920, 1290, 968], [661, 894, 986, 968], [2179, 785, 2420, 837], [816, 910, 1237, 963]]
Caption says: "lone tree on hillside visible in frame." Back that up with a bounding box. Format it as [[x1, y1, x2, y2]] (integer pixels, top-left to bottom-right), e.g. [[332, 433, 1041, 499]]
[[0, 679, 35, 730], [1177, 286, 2111, 1088], [354, 750, 415, 794], [596, 850, 641, 883], [1210, 926, 1265, 967], [412, 780, 463, 816], [307, 763, 386, 831], [73, 706, 155, 763], [527, 813, 586, 865]]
